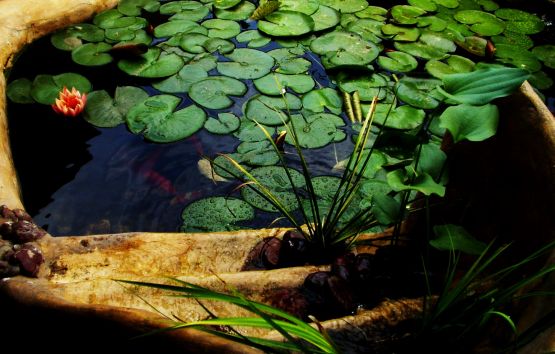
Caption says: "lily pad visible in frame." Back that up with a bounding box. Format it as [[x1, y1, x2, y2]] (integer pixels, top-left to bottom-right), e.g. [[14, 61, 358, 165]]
[[377, 51, 418, 72], [204, 113, 241, 134], [217, 48, 274, 79], [346, 19, 384, 43], [126, 95, 206, 142], [118, 47, 184, 78], [491, 31, 534, 50], [311, 5, 341, 32], [214, 1, 256, 20], [71, 42, 113, 66], [212, 154, 246, 179], [355, 6, 388, 20], [84, 86, 148, 128], [30, 73, 92, 105], [417, 16, 448, 31], [310, 31, 379, 69], [337, 73, 388, 101], [454, 10, 505, 36], [395, 81, 440, 109], [117, 0, 160, 16], [302, 88, 343, 114], [202, 19, 241, 39], [268, 47, 311, 74], [381, 24, 420, 42], [181, 197, 255, 232], [51, 24, 105, 51], [341, 149, 388, 178], [391, 5, 427, 25], [363, 104, 426, 130], [237, 140, 280, 166], [214, 0, 242, 9], [456, 35, 487, 56], [439, 103, 498, 143], [236, 30, 271, 48], [532, 45, 555, 69], [394, 41, 450, 60], [529, 71, 553, 90], [180, 34, 235, 54], [94, 10, 147, 30], [154, 20, 207, 37], [189, 76, 247, 110], [280, 0, 320, 15], [425, 55, 475, 79], [284, 113, 344, 148], [317, 0, 368, 13], [152, 64, 209, 93], [241, 166, 306, 212], [244, 94, 302, 126], [408, 0, 437, 11], [234, 118, 276, 142], [494, 8, 544, 34], [258, 10, 315, 37], [254, 73, 315, 95], [6, 78, 34, 104]]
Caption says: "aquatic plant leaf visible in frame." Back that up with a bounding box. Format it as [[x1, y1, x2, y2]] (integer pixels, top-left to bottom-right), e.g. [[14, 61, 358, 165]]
[[254, 73, 315, 95], [283, 113, 343, 149], [391, 5, 427, 25], [236, 30, 271, 48], [280, 0, 320, 15], [394, 41, 450, 60], [358, 179, 393, 206], [94, 10, 147, 30], [317, 0, 368, 13], [456, 35, 487, 56], [258, 10, 315, 37], [343, 149, 388, 178], [355, 6, 387, 20], [217, 48, 274, 79], [214, 0, 242, 10], [494, 44, 541, 72], [417, 142, 447, 182], [118, 0, 160, 16], [180, 34, 235, 54], [364, 104, 426, 130], [202, 19, 241, 39], [529, 71, 553, 90], [381, 24, 420, 42], [437, 66, 529, 105], [181, 197, 255, 232], [154, 20, 206, 37], [310, 31, 379, 69], [420, 31, 456, 52], [84, 86, 148, 127], [387, 169, 446, 196], [160, 0, 208, 15], [268, 47, 311, 74], [425, 55, 475, 79], [494, 8, 544, 34], [408, 0, 437, 11], [337, 73, 388, 101], [237, 140, 280, 166], [346, 19, 384, 43], [491, 30, 533, 50], [377, 51, 418, 72], [244, 94, 302, 126], [212, 153, 246, 179], [241, 166, 306, 212], [204, 113, 240, 134], [189, 76, 247, 109], [372, 194, 401, 225], [531, 45, 555, 69], [71, 42, 113, 66], [454, 10, 505, 36], [431, 224, 487, 255], [214, 1, 256, 20], [152, 64, 209, 93], [302, 88, 342, 114], [127, 95, 206, 142], [118, 47, 184, 78], [439, 103, 498, 143], [234, 118, 276, 142], [31, 73, 92, 105], [51, 24, 105, 51], [417, 16, 448, 32], [6, 78, 34, 104], [311, 5, 341, 32], [396, 81, 440, 109]]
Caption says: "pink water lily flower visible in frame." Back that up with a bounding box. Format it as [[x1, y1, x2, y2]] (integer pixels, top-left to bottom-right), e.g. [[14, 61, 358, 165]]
[[51, 86, 87, 117]]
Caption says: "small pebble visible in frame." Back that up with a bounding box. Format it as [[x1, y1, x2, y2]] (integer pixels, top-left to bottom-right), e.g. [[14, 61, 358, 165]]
[[13, 243, 44, 277], [13, 220, 46, 243]]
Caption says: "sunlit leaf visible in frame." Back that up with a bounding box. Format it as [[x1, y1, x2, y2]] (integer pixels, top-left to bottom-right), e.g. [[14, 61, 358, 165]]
[[439, 103, 499, 143], [181, 197, 255, 232], [189, 76, 247, 109], [84, 86, 148, 127]]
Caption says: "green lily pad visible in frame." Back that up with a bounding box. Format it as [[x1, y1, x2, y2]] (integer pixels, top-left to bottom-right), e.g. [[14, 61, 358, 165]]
[[337, 73, 388, 101], [529, 70, 553, 90], [395, 81, 440, 109], [494, 8, 544, 34], [408, 0, 437, 11], [417, 16, 448, 31], [363, 104, 426, 130], [311, 5, 341, 32], [214, 0, 242, 9], [83, 86, 148, 128], [237, 140, 280, 166], [212, 154, 246, 179], [217, 48, 274, 79], [234, 118, 276, 142], [51, 24, 105, 51], [254, 73, 315, 95], [284, 113, 344, 148], [201, 19, 241, 39], [346, 19, 384, 43], [355, 6, 387, 20], [302, 88, 343, 114], [118, 47, 184, 78], [204, 113, 241, 134], [492, 30, 534, 50], [71, 42, 113, 66], [241, 166, 306, 212], [154, 20, 207, 37], [244, 94, 302, 126], [381, 24, 420, 42], [456, 35, 487, 56], [420, 31, 456, 52], [214, 1, 256, 20], [126, 95, 206, 142], [387, 169, 445, 196], [394, 41, 450, 60], [180, 34, 235, 54], [160, 1, 208, 15], [310, 31, 379, 69], [317, 0, 368, 13], [258, 10, 315, 37], [341, 149, 388, 179], [181, 197, 255, 232], [425, 55, 475, 79], [439, 103, 498, 143], [6, 78, 34, 104], [30, 73, 92, 105], [377, 51, 418, 72], [268, 47, 311, 74], [391, 5, 427, 25], [94, 10, 147, 30], [454, 10, 505, 36], [152, 64, 209, 93], [117, 0, 160, 16], [280, 0, 320, 15], [532, 45, 555, 69], [236, 30, 271, 48], [189, 76, 247, 110]]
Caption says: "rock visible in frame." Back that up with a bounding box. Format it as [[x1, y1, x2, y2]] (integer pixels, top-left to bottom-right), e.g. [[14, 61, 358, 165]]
[[261, 237, 282, 268], [13, 243, 44, 277], [0, 205, 17, 221], [13, 208, 33, 222], [0, 260, 19, 277], [13, 220, 46, 243], [0, 218, 14, 239], [279, 229, 309, 266]]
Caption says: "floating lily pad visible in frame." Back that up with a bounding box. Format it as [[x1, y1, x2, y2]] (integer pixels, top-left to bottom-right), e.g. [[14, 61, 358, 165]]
[[51, 24, 105, 51], [118, 47, 184, 78], [341, 149, 388, 178], [363, 104, 426, 130], [154, 20, 206, 37], [425, 55, 475, 79], [396, 81, 440, 109], [237, 140, 280, 166], [532, 45, 555, 69], [152, 64, 209, 93], [254, 73, 315, 95], [381, 24, 420, 42], [337, 73, 388, 101], [439, 103, 499, 143], [236, 30, 271, 48], [30, 73, 92, 105], [189, 76, 247, 109], [94, 10, 147, 30], [6, 78, 34, 104], [204, 112, 241, 134], [302, 88, 343, 114], [280, 0, 320, 14], [181, 197, 255, 232], [391, 5, 427, 25], [244, 93, 302, 126], [317, 0, 368, 13], [217, 48, 274, 79], [456, 35, 487, 56], [408, 0, 437, 11], [202, 19, 241, 39], [160, 1, 208, 15], [494, 8, 544, 34], [311, 5, 341, 32], [377, 51, 418, 72], [528, 70, 553, 90], [347, 19, 384, 43], [420, 31, 456, 52], [118, 0, 159, 16], [284, 113, 344, 148], [268, 47, 311, 74], [394, 41, 450, 60], [214, 1, 256, 20], [214, 0, 242, 9], [180, 34, 235, 54], [84, 86, 148, 128], [491, 30, 534, 50], [71, 42, 113, 66], [310, 31, 379, 69], [355, 6, 388, 20], [241, 166, 306, 212], [212, 154, 246, 179], [417, 16, 448, 31], [126, 95, 206, 142], [454, 10, 505, 36], [258, 10, 315, 37], [234, 118, 276, 142]]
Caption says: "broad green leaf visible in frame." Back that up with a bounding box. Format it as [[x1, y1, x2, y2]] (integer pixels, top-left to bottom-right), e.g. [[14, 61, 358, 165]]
[[494, 8, 544, 34], [347, 19, 384, 43], [280, 0, 320, 15], [31, 73, 92, 105], [381, 24, 420, 42], [234, 118, 276, 142], [268, 47, 311, 74], [439, 103, 499, 143], [387, 169, 446, 196], [494, 44, 541, 72], [181, 197, 255, 232], [243, 94, 302, 126], [236, 30, 271, 48], [355, 6, 387, 21], [237, 140, 280, 166], [152, 64, 209, 93], [394, 41, 450, 60], [417, 142, 447, 182], [310, 31, 379, 69], [202, 19, 241, 39], [417, 16, 448, 32], [317, 0, 369, 13], [204, 113, 240, 134], [71, 42, 113, 66], [284, 113, 344, 148], [189, 76, 247, 109], [214, 1, 256, 20], [491, 31, 534, 50], [214, 0, 242, 9], [311, 5, 341, 32], [118, 47, 184, 78], [154, 20, 207, 37], [258, 11, 315, 37], [84, 86, 148, 127], [363, 104, 426, 130], [529, 71, 553, 90], [396, 81, 440, 109], [6, 78, 34, 104], [454, 10, 505, 36], [431, 224, 487, 255], [302, 88, 342, 114], [391, 5, 427, 25], [372, 194, 401, 225], [425, 55, 475, 79], [118, 0, 160, 16], [217, 48, 274, 79], [338, 72, 388, 101], [254, 73, 315, 95], [51, 24, 105, 51], [377, 51, 418, 72]]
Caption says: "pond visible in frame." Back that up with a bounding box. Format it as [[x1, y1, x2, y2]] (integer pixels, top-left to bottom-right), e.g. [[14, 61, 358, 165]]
[[5, 0, 555, 237]]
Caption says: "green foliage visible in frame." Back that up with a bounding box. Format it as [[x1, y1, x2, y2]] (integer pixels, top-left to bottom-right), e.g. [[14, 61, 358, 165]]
[[84, 86, 148, 127], [439, 103, 499, 143], [181, 197, 254, 232]]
